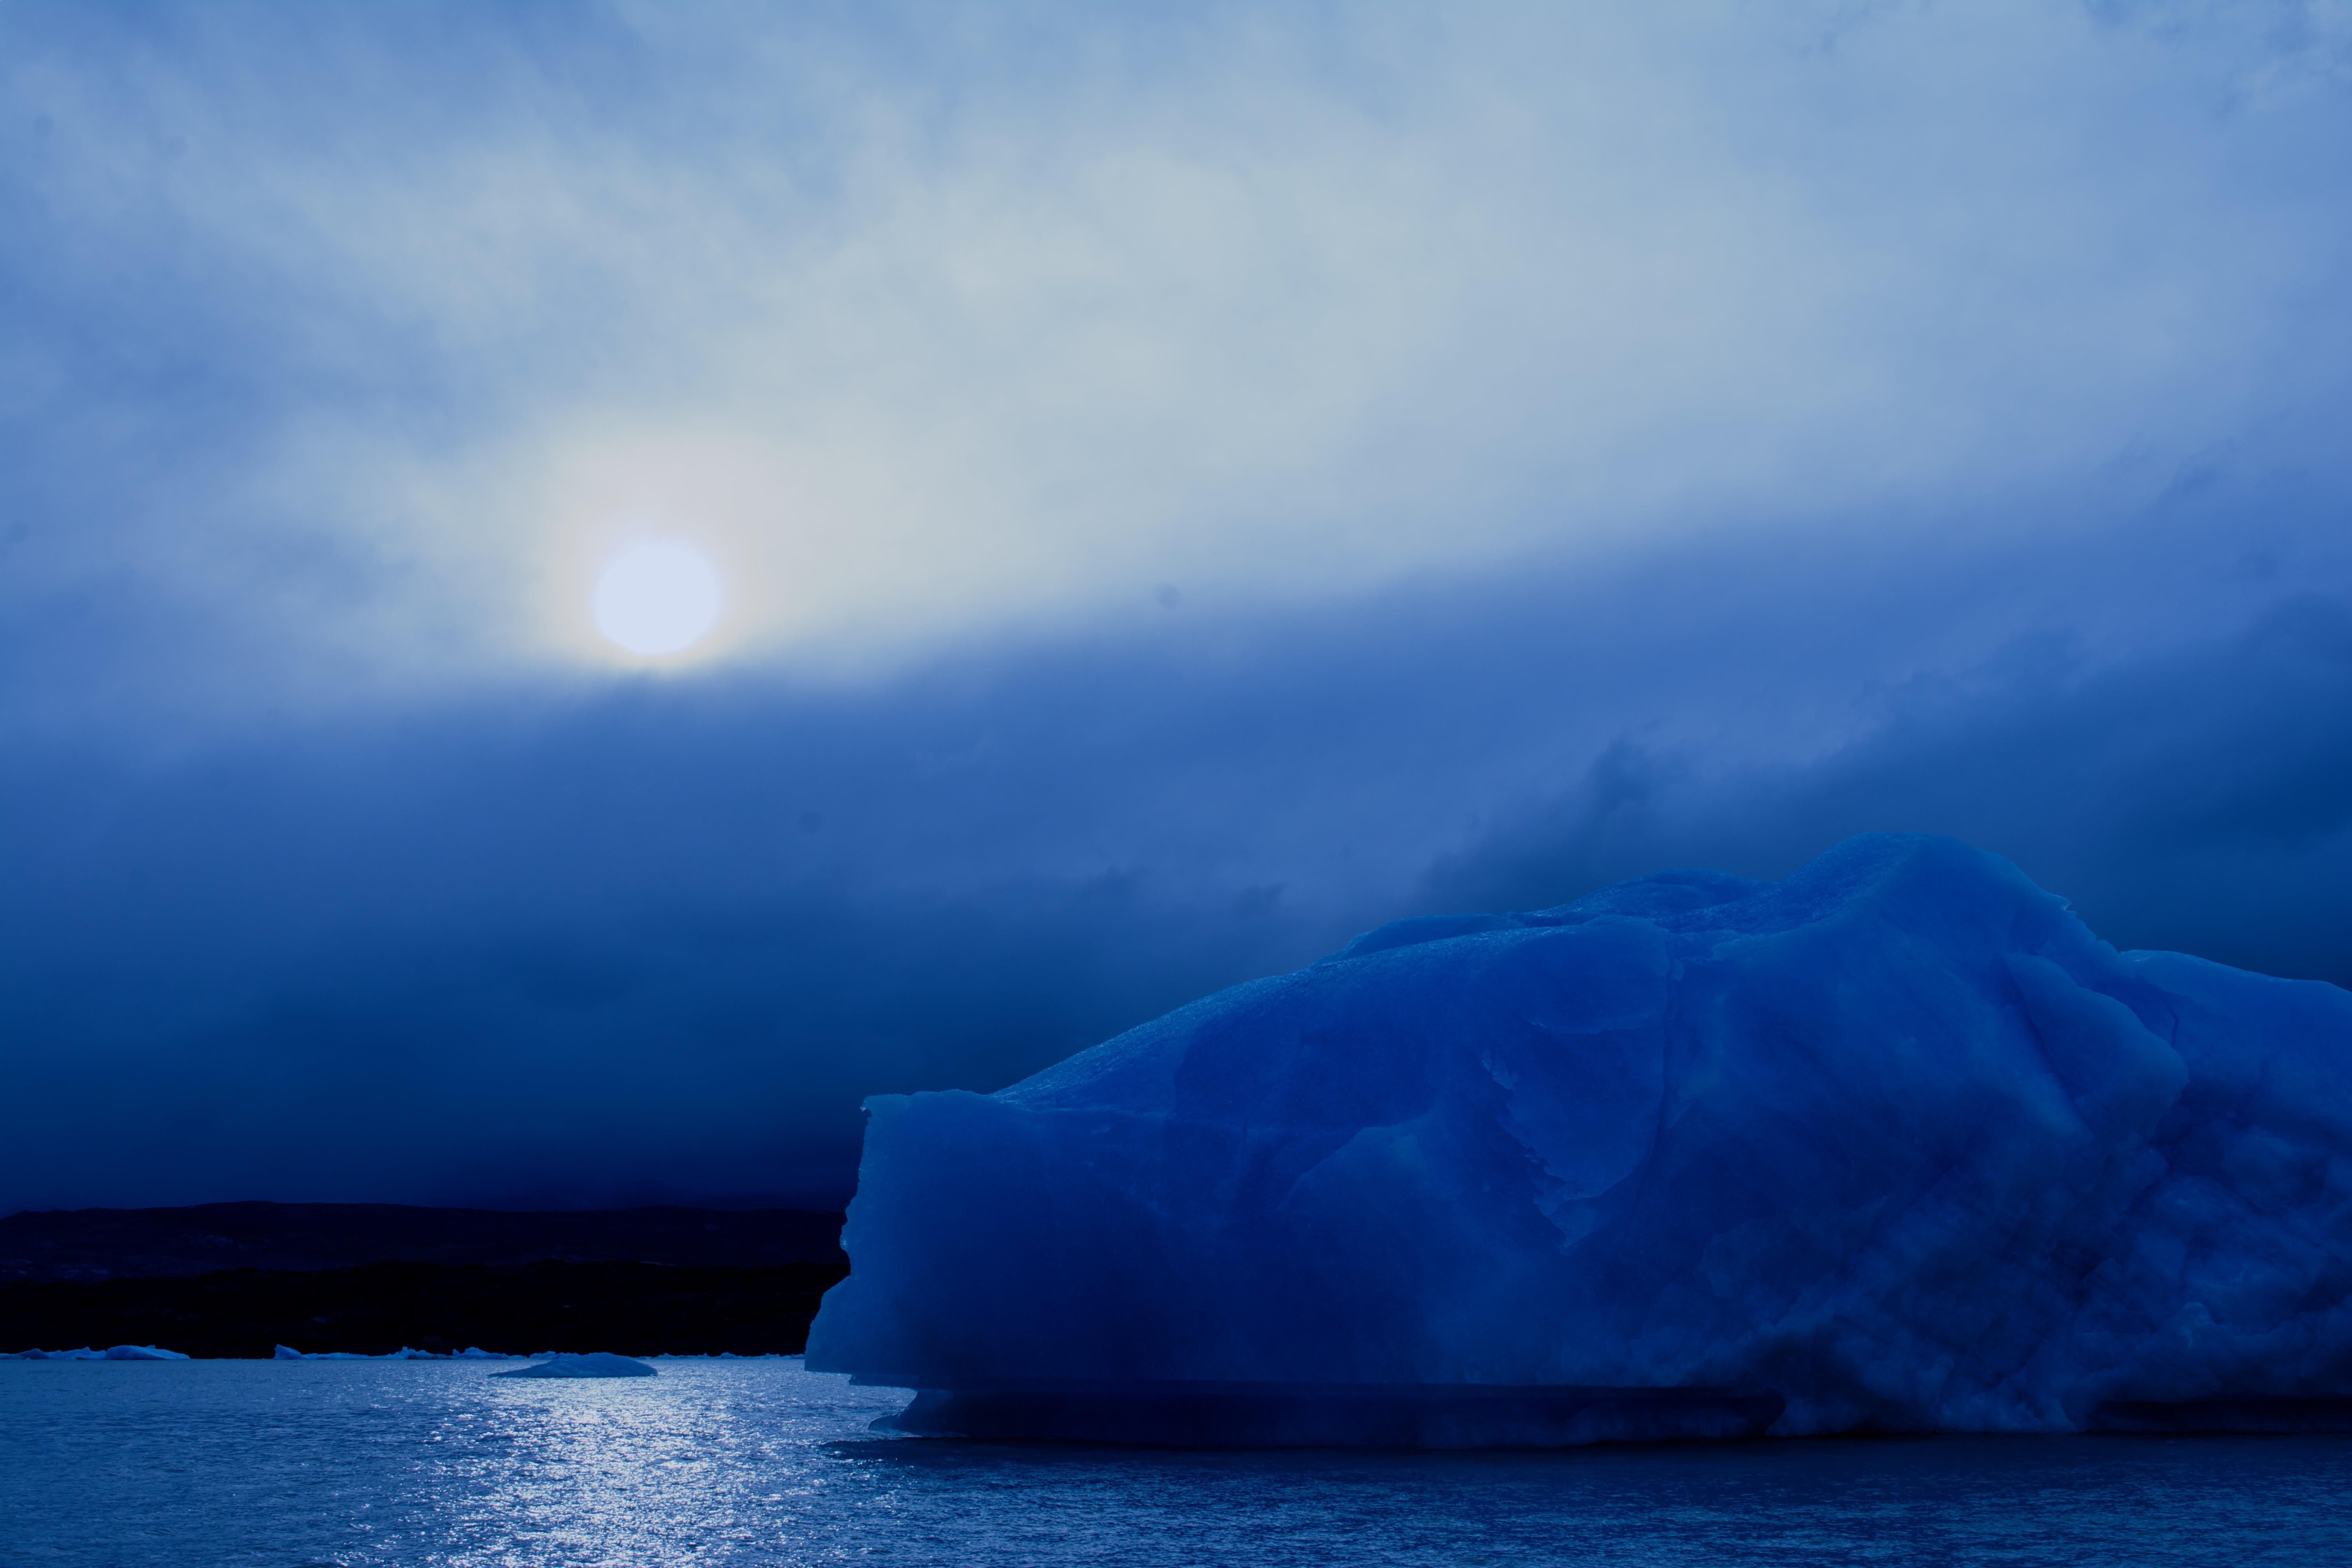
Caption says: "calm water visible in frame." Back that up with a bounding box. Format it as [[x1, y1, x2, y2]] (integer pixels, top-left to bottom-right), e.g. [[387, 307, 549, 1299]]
[[5, 1361, 2351, 1567]]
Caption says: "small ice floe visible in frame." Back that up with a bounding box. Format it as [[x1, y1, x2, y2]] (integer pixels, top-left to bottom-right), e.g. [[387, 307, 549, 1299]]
[[273, 1345, 519, 1360], [490, 1352, 657, 1379], [103, 1345, 189, 1360]]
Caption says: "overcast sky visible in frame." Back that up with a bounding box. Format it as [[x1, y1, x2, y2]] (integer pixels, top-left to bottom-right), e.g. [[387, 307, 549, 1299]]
[[7, 1, 2352, 1212]]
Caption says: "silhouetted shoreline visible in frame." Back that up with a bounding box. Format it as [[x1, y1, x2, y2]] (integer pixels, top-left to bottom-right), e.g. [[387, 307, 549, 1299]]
[[0, 1203, 848, 1357], [0, 1201, 845, 1282], [1, 1258, 847, 1359]]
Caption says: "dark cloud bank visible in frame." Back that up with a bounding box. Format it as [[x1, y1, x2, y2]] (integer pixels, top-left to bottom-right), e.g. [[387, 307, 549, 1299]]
[[9, 482, 2352, 1213]]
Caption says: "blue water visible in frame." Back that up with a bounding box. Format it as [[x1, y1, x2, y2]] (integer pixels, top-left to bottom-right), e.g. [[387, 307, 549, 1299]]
[[5, 1361, 2351, 1566]]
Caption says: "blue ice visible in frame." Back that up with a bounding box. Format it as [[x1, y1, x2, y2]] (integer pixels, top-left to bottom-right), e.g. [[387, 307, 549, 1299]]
[[808, 834, 2352, 1441]]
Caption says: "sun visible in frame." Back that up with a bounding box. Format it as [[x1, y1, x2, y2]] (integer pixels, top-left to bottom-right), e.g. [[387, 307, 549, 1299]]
[[592, 541, 722, 656]]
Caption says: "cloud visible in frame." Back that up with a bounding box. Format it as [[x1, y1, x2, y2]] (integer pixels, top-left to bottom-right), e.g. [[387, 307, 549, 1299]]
[[5, 2, 2352, 713], [1429, 588, 2352, 985], [5, 4, 2352, 1209], [8, 482, 2352, 1209]]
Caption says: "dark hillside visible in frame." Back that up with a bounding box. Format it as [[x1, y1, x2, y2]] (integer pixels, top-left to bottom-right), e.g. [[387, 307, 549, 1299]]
[[0, 1203, 845, 1282]]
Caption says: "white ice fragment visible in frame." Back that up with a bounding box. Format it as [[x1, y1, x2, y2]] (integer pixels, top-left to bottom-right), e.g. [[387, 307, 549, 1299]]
[[490, 1352, 657, 1379]]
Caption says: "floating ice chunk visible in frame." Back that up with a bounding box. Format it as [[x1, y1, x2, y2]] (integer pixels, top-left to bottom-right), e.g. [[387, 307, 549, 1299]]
[[490, 1352, 657, 1379], [4, 1348, 105, 1359], [808, 834, 2352, 1444], [102, 1345, 189, 1360], [273, 1345, 502, 1360]]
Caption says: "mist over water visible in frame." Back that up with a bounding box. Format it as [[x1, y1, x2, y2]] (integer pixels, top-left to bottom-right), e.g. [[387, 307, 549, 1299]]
[[5, 1361, 2350, 1567]]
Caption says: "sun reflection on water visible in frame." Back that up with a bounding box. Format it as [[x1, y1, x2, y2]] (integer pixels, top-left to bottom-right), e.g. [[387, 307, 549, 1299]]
[[5, 1361, 2352, 1567]]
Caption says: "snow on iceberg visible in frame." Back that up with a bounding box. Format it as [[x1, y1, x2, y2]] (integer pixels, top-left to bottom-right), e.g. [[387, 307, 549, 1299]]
[[490, 1352, 657, 1379], [102, 1345, 189, 1360], [807, 834, 2352, 1445]]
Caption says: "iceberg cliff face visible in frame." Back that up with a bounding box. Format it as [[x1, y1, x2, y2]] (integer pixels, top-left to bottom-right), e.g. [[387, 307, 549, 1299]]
[[807, 835, 2352, 1437]]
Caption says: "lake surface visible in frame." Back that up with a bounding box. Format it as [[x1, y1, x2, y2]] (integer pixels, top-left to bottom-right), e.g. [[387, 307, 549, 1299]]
[[5, 1360, 2351, 1566]]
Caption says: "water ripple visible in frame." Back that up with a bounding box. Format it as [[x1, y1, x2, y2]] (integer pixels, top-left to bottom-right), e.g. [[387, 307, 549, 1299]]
[[4, 1362, 2350, 1566]]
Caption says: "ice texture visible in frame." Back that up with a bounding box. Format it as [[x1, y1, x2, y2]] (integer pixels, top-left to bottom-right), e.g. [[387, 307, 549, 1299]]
[[807, 834, 2352, 1437]]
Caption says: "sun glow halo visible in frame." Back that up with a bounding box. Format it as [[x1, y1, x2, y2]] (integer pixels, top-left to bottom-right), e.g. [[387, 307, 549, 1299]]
[[592, 541, 723, 656]]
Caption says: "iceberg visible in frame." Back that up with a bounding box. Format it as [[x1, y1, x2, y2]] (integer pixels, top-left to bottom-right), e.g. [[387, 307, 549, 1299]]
[[807, 834, 2352, 1445], [102, 1345, 189, 1360], [489, 1352, 657, 1379]]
